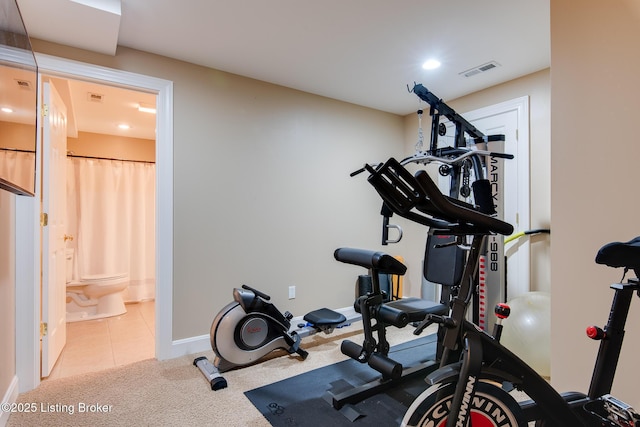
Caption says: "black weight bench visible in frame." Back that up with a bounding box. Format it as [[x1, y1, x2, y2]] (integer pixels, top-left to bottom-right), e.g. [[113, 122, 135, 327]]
[[325, 248, 446, 411]]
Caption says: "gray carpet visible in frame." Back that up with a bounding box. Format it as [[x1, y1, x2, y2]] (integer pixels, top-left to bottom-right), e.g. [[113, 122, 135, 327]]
[[7, 324, 433, 426]]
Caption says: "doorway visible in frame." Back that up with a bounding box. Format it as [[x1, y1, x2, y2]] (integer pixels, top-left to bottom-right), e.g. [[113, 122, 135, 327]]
[[43, 76, 157, 379], [15, 54, 174, 392]]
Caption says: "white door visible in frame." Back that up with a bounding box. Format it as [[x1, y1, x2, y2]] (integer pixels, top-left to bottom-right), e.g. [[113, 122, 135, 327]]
[[465, 102, 530, 300], [41, 81, 68, 377]]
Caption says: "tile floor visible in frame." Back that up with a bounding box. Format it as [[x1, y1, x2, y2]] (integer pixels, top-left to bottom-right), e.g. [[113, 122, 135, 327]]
[[46, 300, 155, 381]]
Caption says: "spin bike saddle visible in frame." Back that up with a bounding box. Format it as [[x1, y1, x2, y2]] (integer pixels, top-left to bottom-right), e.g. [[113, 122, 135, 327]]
[[595, 237, 640, 272]]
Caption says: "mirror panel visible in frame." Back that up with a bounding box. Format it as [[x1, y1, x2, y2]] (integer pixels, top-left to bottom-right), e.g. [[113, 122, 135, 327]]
[[0, 0, 37, 196]]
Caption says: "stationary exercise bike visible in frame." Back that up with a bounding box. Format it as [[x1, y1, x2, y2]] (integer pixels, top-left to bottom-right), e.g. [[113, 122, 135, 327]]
[[359, 157, 640, 426], [194, 284, 360, 390], [404, 237, 640, 427]]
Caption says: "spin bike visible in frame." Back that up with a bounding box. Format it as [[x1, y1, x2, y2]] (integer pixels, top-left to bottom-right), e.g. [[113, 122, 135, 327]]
[[194, 284, 360, 390], [360, 157, 640, 426]]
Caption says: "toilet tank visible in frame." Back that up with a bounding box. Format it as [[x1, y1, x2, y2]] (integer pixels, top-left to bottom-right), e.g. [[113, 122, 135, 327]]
[[65, 248, 74, 283]]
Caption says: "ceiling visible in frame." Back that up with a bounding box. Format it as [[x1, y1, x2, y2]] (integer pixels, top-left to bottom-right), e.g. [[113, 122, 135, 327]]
[[14, 0, 550, 138]]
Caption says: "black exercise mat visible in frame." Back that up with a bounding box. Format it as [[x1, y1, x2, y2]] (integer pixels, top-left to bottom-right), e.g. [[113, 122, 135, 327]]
[[244, 334, 437, 426]]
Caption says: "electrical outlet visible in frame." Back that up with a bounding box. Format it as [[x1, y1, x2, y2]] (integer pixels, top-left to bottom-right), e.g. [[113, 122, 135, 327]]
[[288, 285, 296, 299]]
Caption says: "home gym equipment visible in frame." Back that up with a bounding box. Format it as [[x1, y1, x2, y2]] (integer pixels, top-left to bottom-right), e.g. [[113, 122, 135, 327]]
[[376, 83, 514, 333], [326, 144, 514, 412], [326, 248, 449, 411], [361, 155, 640, 425], [343, 155, 511, 421], [194, 284, 360, 390]]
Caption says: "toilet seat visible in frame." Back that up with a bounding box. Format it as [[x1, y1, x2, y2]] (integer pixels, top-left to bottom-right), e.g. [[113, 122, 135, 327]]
[[65, 248, 130, 322], [79, 273, 128, 284]]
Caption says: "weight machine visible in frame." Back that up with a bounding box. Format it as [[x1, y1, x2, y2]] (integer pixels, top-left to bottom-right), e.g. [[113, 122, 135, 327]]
[[385, 83, 512, 331]]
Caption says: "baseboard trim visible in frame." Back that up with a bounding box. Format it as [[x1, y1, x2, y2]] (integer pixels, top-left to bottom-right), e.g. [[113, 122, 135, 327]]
[[1, 376, 19, 427], [170, 334, 211, 358]]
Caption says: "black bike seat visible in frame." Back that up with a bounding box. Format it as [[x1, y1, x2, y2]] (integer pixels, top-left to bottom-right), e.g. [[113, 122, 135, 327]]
[[595, 237, 640, 270], [304, 308, 347, 327]]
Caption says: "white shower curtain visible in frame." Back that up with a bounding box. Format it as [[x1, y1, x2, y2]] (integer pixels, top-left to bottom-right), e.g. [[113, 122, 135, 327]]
[[0, 149, 35, 192], [67, 157, 156, 302]]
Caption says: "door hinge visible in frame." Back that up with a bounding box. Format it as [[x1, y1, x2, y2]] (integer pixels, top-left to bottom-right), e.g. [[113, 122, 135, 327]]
[[42, 104, 49, 117], [40, 322, 48, 337], [40, 212, 48, 226]]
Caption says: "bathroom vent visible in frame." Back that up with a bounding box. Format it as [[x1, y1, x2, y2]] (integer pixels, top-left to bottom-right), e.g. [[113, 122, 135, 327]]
[[459, 61, 501, 78], [87, 92, 104, 102], [15, 79, 32, 90]]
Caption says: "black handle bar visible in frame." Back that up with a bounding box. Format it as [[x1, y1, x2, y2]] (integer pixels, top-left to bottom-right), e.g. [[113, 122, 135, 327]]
[[241, 284, 271, 301], [367, 158, 513, 236]]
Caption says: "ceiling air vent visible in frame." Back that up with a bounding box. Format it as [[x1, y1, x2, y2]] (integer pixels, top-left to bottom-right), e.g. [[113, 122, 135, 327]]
[[87, 92, 104, 102], [15, 79, 32, 90], [459, 61, 501, 78]]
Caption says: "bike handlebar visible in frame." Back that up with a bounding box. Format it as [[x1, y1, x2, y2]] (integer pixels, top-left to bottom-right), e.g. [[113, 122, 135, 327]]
[[365, 158, 513, 236]]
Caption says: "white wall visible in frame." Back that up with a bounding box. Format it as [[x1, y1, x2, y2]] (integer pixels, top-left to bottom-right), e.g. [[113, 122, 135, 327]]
[[551, 0, 640, 407]]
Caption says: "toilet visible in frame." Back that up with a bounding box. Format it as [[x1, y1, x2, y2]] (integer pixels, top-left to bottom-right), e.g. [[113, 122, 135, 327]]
[[65, 248, 129, 322]]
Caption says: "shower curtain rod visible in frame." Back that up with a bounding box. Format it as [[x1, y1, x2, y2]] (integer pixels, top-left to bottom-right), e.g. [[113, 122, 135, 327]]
[[0, 147, 35, 154], [66, 153, 155, 164]]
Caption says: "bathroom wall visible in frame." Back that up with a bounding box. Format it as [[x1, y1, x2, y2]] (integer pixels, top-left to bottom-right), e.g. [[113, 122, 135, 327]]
[[0, 122, 34, 150], [67, 131, 155, 162]]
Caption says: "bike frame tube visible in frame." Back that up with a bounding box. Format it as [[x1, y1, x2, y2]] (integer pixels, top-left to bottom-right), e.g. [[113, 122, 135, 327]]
[[435, 234, 586, 425], [445, 333, 483, 427], [588, 280, 639, 399], [441, 235, 485, 355]]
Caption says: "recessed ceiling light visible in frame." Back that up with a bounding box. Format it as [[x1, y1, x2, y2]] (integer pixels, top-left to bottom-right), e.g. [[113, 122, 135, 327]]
[[118, 124, 131, 130], [422, 59, 441, 70], [1, 107, 13, 113]]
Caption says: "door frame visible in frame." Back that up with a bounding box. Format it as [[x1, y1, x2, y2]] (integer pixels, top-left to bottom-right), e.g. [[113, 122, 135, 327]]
[[15, 53, 174, 392]]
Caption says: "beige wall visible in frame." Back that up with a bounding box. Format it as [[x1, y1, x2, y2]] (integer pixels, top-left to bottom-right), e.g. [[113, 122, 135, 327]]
[[551, 1, 640, 407], [32, 40, 405, 340], [0, 122, 36, 151], [67, 131, 155, 162], [30, 38, 552, 342], [0, 190, 16, 403], [397, 70, 551, 298]]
